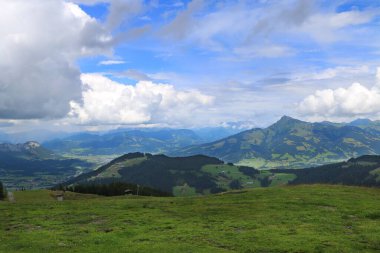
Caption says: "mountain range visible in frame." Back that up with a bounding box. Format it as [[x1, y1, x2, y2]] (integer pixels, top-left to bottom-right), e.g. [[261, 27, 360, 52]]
[[173, 116, 380, 169], [3, 116, 380, 190], [43, 128, 240, 156]]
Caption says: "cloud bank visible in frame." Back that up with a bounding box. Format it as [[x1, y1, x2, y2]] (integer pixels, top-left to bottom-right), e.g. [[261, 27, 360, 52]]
[[68, 74, 214, 126], [0, 1, 112, 119], [298, 68, 380, 119]]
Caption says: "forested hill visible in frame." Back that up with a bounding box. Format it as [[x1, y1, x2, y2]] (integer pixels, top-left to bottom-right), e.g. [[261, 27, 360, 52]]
[[62, 152, 264, 196], [173, 116, 380, 169], [271, 155, 380, 187]]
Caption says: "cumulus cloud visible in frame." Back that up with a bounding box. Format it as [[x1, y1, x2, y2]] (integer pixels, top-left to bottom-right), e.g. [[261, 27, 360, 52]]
[[0, 1, 112, 119], [68, 74, 214, 125], [297, 68, 380, 119]]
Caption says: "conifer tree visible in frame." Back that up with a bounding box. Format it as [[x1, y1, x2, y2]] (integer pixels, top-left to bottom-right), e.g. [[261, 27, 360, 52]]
[[0, 181, 5, 200]]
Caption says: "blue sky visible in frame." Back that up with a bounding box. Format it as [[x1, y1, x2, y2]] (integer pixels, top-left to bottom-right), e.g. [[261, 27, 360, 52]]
[[1, 0, 380, 134]]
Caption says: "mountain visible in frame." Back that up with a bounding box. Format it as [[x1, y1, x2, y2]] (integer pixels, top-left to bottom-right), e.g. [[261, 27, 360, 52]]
[[271, 155, 380, 187], [0, 141, 56, 159], [63, 152, 264, 196], [43, 129, 205, 155], [347, 118, 380, 132], [192, 127, 243, 142], [0, 142, 93, 189], [348, 118, 374, 127], [2, 129, 72, 143], [173, 116, 380, 169], [320, 118, 380, 132]]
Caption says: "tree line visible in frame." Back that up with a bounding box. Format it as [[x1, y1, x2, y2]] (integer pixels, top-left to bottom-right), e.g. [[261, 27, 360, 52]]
[[56, 180, 172, 197]]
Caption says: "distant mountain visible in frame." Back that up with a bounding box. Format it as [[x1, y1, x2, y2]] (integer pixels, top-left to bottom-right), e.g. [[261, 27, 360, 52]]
[[0, 142, 92, 189], [272, 155, 380, 187], [63, 152, 264, 196], [0, 141, 56, 159], [173, 116, 380, 169], [43, 129, 207, 155], [347, 118, 380, 132], [320, 118, 380, 131], [192, 127, 243, 142], [2, 129, 73, 143]]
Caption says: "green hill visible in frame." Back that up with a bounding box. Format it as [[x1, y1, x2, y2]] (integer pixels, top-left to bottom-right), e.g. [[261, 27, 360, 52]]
[[174, 116, 380, 169], [271, 155, 380, 187], [63, 153, 267, 196], [64, 152, 380, 197], [0, 185, 379, 252]]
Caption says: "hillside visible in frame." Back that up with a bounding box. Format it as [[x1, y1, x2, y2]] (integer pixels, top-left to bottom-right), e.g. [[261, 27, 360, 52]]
[[1, 185, 379, 252], [63, 153, 270, 196], [0, 142, 93, 189], [271, 155, 380, 187], [173, 116, 380, 169]]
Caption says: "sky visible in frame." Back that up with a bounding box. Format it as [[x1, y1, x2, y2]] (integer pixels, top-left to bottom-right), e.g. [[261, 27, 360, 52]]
[[1, 0, 380, 135]]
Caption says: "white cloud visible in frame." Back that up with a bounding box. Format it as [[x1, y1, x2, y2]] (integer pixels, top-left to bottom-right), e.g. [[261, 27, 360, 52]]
[[299, 10, 378, 42], [68, 74, 214, 126], [297, 68, 380, 119], [99, 60, 126, 65], [233, 44, 294, 58], [160, 1, 379, 56], [294, 66, 370, 82], [0, 1, 112, 119], [105, 0, 144, 30], [114, 69, 151, 81]]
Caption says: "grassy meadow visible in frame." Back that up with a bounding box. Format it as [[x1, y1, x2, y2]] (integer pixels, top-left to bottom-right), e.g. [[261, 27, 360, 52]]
[[0, 185, 379, 252]]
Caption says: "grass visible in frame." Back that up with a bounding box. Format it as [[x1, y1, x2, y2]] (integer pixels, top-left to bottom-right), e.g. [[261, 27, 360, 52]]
[[92, 157, 147, 179], [201, 164, 259, 190], [0, 185, 379, 252]]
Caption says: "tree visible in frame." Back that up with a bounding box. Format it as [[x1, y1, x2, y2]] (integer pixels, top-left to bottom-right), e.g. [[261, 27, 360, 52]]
[[0, 181, 5, 200], [229, 179, 243, 189]]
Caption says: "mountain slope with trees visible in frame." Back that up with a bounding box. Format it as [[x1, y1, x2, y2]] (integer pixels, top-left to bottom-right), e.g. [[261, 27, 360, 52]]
[[62, 153, 264, 196], [173, 116, 380, 169], [271, 155, 380, 187]]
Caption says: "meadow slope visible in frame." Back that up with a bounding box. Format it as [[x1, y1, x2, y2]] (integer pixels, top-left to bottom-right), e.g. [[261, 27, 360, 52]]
[[0, 185, 379, 252]]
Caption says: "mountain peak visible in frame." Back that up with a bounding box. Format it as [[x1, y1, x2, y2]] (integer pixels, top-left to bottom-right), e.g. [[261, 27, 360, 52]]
[[23, 141, 41, 149], [267, 116, 307, 131], [349, 118, 373, 127], [275, 115, 302, 124]]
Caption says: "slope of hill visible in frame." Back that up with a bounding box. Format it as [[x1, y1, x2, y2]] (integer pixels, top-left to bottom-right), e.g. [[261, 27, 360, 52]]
[[271, 155, 380, 187], [1, 185, 379, 252], [63, 153, 267, 196], [173, 116, 380, 169], [43, 129, 205, 155], [0, 142, 93, 189]]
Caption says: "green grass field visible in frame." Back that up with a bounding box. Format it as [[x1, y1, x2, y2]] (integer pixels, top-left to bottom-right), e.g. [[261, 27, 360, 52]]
[[0, 185, 379, 252]]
